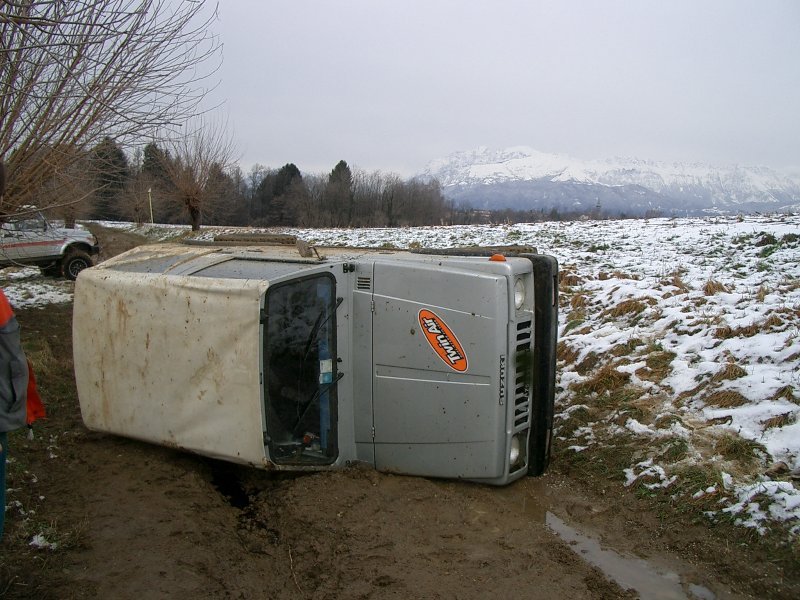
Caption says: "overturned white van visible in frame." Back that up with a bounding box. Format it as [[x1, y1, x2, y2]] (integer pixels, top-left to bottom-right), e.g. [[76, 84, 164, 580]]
[[73, 241, 558, 485]]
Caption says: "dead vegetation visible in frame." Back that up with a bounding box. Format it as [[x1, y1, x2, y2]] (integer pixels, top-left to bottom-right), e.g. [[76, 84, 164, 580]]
[[711, 362, 748, 383], [605, 299, 648, 318], [773, 386, 798, 404], [715, 433, 766, 467], [704, 390, 750, 408], [762, 413, 795, 430], [556, 341, 580, 365], [634, 350, 676, 384], [571, 363, 631, 396], [661, 273, 690, 294], [703, 279, 729, 296]]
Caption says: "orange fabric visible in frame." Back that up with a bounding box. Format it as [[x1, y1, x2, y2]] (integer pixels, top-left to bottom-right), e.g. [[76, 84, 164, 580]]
[[0, 289, 13, 327], [26, 360, 45, 425]]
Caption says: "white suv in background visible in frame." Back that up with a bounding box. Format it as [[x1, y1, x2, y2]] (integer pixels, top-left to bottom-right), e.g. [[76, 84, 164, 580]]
[[0, 209, 100, 280]]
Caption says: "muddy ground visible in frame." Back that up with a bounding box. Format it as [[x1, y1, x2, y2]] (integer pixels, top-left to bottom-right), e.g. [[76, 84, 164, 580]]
[[1, 227, 798, 599]]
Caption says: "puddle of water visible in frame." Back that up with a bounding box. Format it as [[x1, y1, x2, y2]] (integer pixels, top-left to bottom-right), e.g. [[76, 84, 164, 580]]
[[507, 480, 717, 600], [545, 512, 714, 600]]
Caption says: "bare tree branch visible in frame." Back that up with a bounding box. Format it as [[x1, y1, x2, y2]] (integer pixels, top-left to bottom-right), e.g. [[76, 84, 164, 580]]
[[159, 117, 237, 231], [0, 0, 221, 213]]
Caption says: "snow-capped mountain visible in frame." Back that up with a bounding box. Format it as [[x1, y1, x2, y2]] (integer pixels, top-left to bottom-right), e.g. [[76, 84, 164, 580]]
[[421, 147, 800, 216]]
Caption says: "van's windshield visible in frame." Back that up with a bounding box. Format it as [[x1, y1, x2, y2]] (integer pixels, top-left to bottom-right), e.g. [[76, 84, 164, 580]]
[[263, 273, 338, 465]]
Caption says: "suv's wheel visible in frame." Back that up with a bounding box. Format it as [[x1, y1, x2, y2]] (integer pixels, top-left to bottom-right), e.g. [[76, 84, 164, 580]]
[[63, 250, 93, 280]]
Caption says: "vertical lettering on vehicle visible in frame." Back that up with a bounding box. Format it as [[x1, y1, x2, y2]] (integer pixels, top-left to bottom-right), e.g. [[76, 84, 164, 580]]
[[498, 354, 506, 405], [418, 309, 468, 373]]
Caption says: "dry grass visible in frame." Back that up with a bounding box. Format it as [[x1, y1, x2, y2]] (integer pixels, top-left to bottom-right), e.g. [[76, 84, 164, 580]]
[[667, 274, 691, 294], [763, 314, 784, 330], [703, 279, 729, 296], [610, 390, 654, 426], [24, 337, 59, 381], [610, 337, 644, 357], [711, 362, 748, 383], [610, 270, 640, 280], [575, 352, 600, 375], [714, 324, 760, 339], [772, 386, 798, 404], [570, 293, 589, 309], [647, 350, 676, 372], [654, 413, 687, 430], [755, 285, 770, 302], [564, 308, 586, 333], [715, 433, 766, 466], [774, 305, 800, 320], [676, 380, 711, 405], [605, 299, 647, 318], [559, 268, 583, 287], [636, 350, 676, 383], [572, 363, 631, 396], [762, 413, 795, 430], [557, 341, 579, 365], [705, 390, 750, 408], [714, 313, 789, 340], [555, 405, 594, 437]]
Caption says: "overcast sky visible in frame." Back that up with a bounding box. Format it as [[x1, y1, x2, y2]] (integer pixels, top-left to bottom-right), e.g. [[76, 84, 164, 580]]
[[206, 0, 800, 176]]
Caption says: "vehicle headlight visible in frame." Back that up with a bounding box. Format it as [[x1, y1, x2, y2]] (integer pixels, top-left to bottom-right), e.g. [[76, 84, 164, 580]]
[[509, 435, 521, 465], [514, 278, 525, 310]]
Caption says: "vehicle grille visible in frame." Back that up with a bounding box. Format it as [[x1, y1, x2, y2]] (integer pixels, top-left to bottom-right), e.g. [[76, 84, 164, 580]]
[[513, 319, 532, 431], [356, 276, 372, 291]]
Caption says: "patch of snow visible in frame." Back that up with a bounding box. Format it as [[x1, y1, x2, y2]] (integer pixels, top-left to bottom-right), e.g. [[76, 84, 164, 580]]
[[29, 533, 58, 551]]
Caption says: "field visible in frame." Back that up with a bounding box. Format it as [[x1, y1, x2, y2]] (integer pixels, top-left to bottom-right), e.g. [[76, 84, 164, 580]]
[[1, 215, 799, 599]]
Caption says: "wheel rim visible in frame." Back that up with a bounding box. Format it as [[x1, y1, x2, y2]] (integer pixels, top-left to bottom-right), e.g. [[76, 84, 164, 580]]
[[68, 258, 90, 278]]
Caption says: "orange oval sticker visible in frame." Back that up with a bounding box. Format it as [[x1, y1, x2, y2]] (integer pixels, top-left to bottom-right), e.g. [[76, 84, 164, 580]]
[[418, 309, 468, 372]]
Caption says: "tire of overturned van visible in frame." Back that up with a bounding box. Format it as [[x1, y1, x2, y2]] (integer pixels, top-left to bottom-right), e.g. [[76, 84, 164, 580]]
[[63, 250, 93, 280], [522, 254, 559, 477]]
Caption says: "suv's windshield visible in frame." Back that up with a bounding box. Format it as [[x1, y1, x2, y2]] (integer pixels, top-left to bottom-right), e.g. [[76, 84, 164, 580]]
[[264, 273, 339, 465], [4, 212, 46, 231]]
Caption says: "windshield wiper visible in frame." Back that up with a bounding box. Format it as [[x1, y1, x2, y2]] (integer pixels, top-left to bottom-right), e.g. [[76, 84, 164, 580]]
[[301, 296, 343, 362], [291, 372, 344, 438]]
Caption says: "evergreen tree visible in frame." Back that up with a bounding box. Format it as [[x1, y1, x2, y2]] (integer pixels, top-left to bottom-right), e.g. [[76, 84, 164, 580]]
[[91, 137, 130, 219], [142, 142, 170, 183], [273, 163, 302, 197], [326, 160, 353, 226]]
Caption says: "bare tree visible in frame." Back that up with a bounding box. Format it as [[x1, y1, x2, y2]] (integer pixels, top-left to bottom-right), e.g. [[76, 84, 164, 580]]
[[0, 0, 220, 216], [159, 119, 236, 231], [295, 173, 326, 227], [117, 174, 156, 225]]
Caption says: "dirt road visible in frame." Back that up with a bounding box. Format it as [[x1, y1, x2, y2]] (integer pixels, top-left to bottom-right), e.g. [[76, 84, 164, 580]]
[[1, 228, 798, 599]]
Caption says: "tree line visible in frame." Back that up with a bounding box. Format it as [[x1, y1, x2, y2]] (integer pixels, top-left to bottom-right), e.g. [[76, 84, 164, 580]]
[[85, 137, 452, 230]]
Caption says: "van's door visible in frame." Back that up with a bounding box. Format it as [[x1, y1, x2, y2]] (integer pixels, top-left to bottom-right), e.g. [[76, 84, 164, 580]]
[[370, 260, 509, 479]]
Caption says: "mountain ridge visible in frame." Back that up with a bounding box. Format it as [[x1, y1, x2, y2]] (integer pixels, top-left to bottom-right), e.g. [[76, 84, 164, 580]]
[[421, 147, 800, 216]]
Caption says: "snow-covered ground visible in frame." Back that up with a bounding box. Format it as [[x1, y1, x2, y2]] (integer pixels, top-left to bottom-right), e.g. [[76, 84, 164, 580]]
[[3, 214, 799, 536]]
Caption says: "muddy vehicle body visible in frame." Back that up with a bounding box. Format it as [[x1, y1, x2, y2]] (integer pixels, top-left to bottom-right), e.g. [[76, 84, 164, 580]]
[[0, 208, 99, 279], [73, 242, 557, 485]]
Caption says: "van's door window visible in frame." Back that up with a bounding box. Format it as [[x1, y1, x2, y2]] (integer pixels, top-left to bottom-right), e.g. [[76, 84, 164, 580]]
[[264, 274, 338, 465]]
